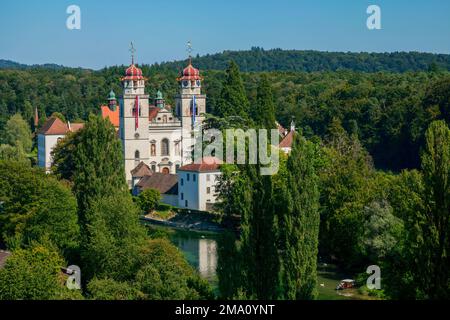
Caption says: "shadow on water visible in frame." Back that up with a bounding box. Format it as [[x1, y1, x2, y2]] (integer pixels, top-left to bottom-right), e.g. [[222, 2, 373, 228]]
[[146, 224, 220, 294], [146, 224, 371, 300]]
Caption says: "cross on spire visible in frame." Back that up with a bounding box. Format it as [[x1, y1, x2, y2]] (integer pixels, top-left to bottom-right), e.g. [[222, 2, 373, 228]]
[[129, 41, 136, 64]]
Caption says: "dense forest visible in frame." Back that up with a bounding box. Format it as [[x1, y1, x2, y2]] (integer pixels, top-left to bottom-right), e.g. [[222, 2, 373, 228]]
[[1, 49, 449, 171], [3, 48, 450, 72], [1, 50, 450, 299]]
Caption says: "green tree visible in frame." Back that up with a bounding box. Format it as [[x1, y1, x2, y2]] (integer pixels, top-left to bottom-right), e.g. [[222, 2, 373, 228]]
[[136, 238, 213, 300], [2, 113, 32, 153], [277, 134, 321, 299], [419, 120, 450, 299], [319, 119, 376, 268], [52, 115, 128, 226], [0, 161, 79, 256], [87, 278, 140, 300], [81, 194, 147, 282], [0, 243, 79, 300], [137, 188, 161, 213], [214, 61, 250, 119], [251, 74, 276, 129], [0, 143, 29, 162]]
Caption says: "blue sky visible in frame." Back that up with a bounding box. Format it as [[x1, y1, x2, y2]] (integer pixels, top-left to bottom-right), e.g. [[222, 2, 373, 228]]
[[0, 0, 449, 69]]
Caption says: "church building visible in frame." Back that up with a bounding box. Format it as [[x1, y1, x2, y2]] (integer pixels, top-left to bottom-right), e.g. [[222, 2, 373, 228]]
[[117, 50, 205, 187]]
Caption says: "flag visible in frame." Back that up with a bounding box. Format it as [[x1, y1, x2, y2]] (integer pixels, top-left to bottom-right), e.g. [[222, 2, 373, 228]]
[[135, 95, 140, 129], [34, 106, 39, 128], [192, 95, 196, 127]]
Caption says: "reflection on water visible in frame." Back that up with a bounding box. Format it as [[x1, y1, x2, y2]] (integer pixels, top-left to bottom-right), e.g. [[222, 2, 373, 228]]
[[168, 229, 218, 286]]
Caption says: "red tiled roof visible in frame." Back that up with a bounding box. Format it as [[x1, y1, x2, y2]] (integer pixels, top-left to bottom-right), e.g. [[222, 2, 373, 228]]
[[277, 122, 286, 136], [136, 173, 178, 195], [131, 161, 152, 178], [121, 64, 146, 81], [69, 123, 84, 132], [149, 106, 160, 121], [178, 157, 222, 172], [177, 63, 203, 81], [37, 117, 84, 135], [279, 130, 295, 148], [101, 105, 120, 127]]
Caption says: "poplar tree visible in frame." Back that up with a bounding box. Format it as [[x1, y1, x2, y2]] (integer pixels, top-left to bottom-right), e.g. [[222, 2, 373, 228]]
[[419, 120, 450, 299], [251, 74, 276, 129], [215, 61, 250, 119], [277, 134, 320, 299]]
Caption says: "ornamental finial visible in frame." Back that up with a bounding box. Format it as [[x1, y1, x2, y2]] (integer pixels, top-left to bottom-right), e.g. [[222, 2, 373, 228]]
[[129, 41, 136, 64], [187, 40, 193, 64]]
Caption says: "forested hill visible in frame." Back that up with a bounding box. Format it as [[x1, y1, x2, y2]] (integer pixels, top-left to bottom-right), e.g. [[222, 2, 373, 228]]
[[0, 59, 69, 70], [3, 48, 450, 72], [158, 48, 450, 73]]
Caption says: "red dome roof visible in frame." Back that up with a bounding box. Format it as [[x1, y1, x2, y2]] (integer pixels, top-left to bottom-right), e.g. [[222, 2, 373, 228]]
[[121, 64, 145, 81], [177, 63, 203, 81]]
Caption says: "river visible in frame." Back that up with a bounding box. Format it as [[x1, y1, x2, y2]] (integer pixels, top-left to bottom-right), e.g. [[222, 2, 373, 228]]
[[148, 224, 371, 300]]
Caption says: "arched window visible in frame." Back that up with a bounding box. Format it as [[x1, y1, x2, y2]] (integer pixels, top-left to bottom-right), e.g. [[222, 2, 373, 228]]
[[161, 138, 169, 156], [134, 150, 140, 166], [163, 115, 168, 123], [150, 143, 156, 156]]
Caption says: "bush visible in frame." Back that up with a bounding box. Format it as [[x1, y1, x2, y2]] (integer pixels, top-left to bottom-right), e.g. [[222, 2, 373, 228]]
[[138, 189, 161, 213]]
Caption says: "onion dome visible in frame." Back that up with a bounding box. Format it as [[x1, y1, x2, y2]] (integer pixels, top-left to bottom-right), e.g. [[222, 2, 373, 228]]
[[107, 90, 116, 101], [177, 62, 203, 81], [121, 63, 146, 81]]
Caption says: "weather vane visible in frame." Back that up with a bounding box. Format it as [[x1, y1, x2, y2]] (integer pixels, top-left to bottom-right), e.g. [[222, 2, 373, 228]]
[[130, 41, 136, 64]]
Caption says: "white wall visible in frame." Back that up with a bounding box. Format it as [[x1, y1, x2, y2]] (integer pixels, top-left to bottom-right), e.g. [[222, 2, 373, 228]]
[[37, 134, 65, 172], [177, 170, 221, 211], [198, 171, 221, 211], [177, 171, 199, 210], [148, 125, 182, 174]]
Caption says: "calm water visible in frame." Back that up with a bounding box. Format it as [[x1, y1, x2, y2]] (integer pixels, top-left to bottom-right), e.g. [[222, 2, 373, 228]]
[[151, 225, 368, 300]]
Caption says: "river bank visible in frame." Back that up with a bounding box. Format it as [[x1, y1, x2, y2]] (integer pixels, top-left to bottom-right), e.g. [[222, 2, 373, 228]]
[[140, 210, 226, 233]]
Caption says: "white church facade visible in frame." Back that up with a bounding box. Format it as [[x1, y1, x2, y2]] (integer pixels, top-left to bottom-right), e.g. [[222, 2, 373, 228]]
[[118, 55, 205, 187]]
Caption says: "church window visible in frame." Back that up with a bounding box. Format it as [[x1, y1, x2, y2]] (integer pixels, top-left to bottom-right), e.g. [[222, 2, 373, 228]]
[[134, 150, 140, 166], [207, 187, 211, 194], [150, 143, 156, 156], [151, 164, 156, 172], [163, 115, 168, 123], [161, 138, 169, 156]]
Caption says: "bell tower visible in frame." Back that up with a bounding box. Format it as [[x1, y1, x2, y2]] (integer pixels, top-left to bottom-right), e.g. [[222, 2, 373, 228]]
[[175, 41, 206, 163], [119, 43, 150, 187]]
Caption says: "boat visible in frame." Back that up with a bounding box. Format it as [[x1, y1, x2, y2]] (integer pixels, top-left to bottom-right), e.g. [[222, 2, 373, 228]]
[[336, 279, 356, 290]]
